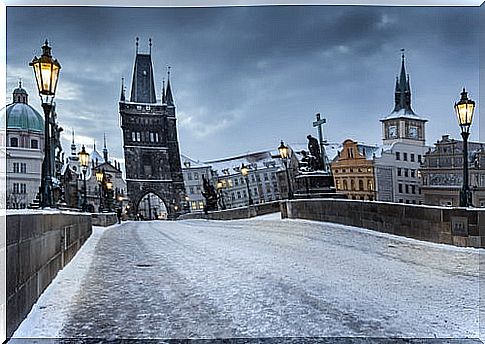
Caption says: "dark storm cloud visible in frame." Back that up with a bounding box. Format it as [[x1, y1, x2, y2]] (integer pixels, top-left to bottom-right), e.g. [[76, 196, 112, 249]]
[[6, 5, 479, 162]]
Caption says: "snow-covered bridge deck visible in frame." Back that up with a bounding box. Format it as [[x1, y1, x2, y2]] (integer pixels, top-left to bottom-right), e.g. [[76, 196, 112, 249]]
[[12, 214, 481, 340]]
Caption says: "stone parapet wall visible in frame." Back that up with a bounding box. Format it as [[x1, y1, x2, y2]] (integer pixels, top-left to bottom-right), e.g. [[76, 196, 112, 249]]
[[91, 212, 117, 227], [6, 211, 92, 338], [281, 199, 485, 248], [179, 201, 281, 220]]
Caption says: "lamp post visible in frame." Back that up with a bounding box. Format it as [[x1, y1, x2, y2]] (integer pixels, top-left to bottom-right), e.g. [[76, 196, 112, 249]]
[[278, 140, 294, 200], [30, 40, 61, 208], [240, 163, 253, 206], [79, 145, 90, 212], [454, 88, 475, 207], [95, 168, 105, 212], [216, 180, 227, 210], [106, 178, 113, 212]]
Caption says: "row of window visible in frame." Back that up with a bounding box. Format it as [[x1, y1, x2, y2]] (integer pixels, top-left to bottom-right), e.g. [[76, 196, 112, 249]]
[[349, 195, 374, 201], [397, 183, 421, 195], [12, 162, 27, 174], [10, 137, 39, 149], [396, 152, 422, 163], [335, 167, 372, 174], [131, 131, 160, 143], [397, 168, 417, 178], [398, 199, 422, 205], [13, 183, 27, 194], [336, 179, 374, 191]]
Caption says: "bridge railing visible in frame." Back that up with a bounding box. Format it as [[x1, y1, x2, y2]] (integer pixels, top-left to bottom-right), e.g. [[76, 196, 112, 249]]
[[6, 210, 92, 338], [178, 201, 281, 221], [281, 198, 485, 248]]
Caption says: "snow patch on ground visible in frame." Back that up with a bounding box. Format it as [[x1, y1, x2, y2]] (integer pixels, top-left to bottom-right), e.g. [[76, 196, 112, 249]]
[[11, 225, 110, 338]]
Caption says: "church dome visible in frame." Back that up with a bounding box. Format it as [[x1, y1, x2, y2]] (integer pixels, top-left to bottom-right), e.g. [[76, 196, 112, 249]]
[[2, 82, 44, 133], [5, 103, 44, 132]]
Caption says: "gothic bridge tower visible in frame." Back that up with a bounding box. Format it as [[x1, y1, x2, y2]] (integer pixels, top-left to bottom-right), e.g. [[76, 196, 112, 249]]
[[119, 38, 186, 218]]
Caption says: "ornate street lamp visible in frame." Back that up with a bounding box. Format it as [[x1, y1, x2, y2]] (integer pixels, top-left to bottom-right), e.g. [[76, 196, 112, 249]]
[[240, 163, 253, 206], [216, 180, 227, 210], [95, 168, 105, 212], [106, 178, 113, 212], [278, 140, 294, 200], [78, 145, 90, 212], [30, 40, 61, 208], [454, 88, 475, 207]]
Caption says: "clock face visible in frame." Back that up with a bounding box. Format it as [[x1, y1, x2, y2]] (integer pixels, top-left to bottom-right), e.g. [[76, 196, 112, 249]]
[[388, 125, 397, 138], [408, 126, 418, 138]]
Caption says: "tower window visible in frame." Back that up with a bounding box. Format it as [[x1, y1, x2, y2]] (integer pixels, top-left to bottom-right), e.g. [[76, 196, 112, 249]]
[[150, 132, 154, 142], [31, 139, 38, 149], [10, 137, 18, 147], [410, 154, 415, 162], [396, 152, 400, 160], [403, 153, 408, 161], [137, 132, 141, 142]]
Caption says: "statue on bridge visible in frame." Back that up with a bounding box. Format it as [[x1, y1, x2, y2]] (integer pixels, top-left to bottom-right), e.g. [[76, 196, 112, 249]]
[[201, 175, 218, 214], [307, 135, 325, 171]]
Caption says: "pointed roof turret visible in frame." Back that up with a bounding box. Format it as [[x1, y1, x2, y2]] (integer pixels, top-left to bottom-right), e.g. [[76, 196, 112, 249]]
[[70, 130, 77, 157], [392, 49, 415, 115], [165, 66, 174, 106], [103, 133, 109, 163], [129, 37, 157, 104], [120, 77, 126, 101]]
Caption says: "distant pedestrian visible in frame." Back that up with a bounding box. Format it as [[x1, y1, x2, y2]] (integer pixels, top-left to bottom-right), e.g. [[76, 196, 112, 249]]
[[116, 208, 122, 224]]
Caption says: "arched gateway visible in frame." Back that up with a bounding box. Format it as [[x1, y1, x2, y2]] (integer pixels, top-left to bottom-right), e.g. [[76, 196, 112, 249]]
[[119, 38, 186, 219]]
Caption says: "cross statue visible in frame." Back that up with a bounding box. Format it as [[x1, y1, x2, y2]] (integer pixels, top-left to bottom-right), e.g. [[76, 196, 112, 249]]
[[312, 113, 328, 173]]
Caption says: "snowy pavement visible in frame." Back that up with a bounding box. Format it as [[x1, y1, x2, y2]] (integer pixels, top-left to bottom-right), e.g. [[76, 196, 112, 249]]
[[12, 214, 481, 340]]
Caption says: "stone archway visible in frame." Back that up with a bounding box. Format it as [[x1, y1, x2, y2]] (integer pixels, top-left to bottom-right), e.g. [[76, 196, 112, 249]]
[[136, 192, 168, 220]]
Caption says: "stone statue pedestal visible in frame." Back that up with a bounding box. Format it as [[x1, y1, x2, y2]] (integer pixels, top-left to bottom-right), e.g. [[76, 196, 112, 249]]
[[294, 172, 346, 199]]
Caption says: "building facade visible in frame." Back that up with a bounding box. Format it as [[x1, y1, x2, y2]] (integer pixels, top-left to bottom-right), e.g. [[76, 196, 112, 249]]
[[331, 139, 378, 200], [119, 39, 186, 218], [420, 135, 485, 207], [3, 83, 44, 209], [181, 150, 283, 211], [181, 155, 214, 212], [374, 52, 429, 204], [61, 134, 127, 212]]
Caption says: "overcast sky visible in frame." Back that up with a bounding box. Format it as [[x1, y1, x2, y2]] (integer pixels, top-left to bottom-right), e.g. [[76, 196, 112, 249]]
[[6, 5, 480, 163]]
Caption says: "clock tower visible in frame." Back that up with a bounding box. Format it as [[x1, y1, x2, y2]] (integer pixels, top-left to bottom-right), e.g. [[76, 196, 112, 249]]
[[381, 51, 427, 146]]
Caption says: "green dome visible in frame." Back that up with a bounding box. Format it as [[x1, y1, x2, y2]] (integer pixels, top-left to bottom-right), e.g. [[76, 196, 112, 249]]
[[5, 103, 44, 132]]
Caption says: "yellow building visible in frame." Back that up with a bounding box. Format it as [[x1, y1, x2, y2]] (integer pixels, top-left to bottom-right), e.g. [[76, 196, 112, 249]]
[[331, 139, 378, 201]]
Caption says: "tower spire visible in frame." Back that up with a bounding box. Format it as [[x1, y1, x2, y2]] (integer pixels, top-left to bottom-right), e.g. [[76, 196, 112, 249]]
[[392, 49, 414, 115], [120, 77, 125, 101], [103, 133, 109, 163], [162, 77, 166, 104], [165, 66, 174, 106], [130, 37, 157, 103], [149, 38, 152, 55], [71, 130, 76, 157]]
